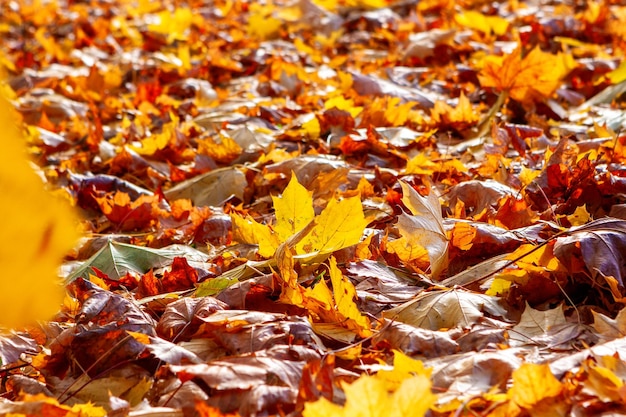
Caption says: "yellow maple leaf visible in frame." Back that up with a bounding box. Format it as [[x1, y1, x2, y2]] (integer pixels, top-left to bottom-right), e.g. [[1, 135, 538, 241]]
[[328, 256, 371, 336], [197, 135, 242, 164], [230, 176, 367, 260], [130, 116, 178, 156], [376, 350, 432, 390], [0, 93, 79, 327], [272, 174, 315, 242], [478, 46, 575, 103], [430, 92, 480, 130], [296, 195, 368, 256], [303, 366, 434, 417], [230, 213, 280, 258], [405, 153, 438, 175]]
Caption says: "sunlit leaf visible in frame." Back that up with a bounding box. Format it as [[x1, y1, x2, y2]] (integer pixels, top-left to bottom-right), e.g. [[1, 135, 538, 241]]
[[230, 213, 280, 258], [383, 288, 508, 330], [272, 174, 315, 242], [478, 46, 575, 103], [328, 256, 371, 337], [296, 195, 368, 257]]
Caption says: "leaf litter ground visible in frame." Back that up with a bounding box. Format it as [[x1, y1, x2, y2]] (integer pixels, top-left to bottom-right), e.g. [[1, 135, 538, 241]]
[[2, 0, 626, 416]]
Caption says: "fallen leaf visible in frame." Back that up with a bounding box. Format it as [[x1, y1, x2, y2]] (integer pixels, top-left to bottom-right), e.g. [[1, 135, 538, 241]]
[[383, 288, 508, 330], [386, 181, 448, 278]]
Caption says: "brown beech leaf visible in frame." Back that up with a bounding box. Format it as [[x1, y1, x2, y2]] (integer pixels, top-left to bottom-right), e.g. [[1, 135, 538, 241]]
[[170, 345, 320, 415], [509, 303, 583, 348], [164, 167, 247, 207], [372, 320, 459, 357]]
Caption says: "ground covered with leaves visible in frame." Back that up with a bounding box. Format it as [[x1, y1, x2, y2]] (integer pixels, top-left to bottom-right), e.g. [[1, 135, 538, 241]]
[[2, 0, 626, 415]]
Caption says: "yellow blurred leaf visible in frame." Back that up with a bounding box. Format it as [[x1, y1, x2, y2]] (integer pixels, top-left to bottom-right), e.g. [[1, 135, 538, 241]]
[[566, 205, 591, 226], [148, 7, 193, 42], [376, 350, 432, 390], [197, 135, 242, 164], [430, 92, 480, 129], [405, 153, 438, 175], [455, 10, 509, 35], [247, 4, 282, 40], [605, 61, 626, 84], [324, 96, 363, 118], [0, 94, 78, 328], [510, 363, 563, 408], [303, 370, 434, 417]]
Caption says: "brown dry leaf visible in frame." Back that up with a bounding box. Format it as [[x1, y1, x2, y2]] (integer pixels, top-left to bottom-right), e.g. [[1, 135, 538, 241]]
[[383, 288, 508, 330], [386, 182, 448, 279]]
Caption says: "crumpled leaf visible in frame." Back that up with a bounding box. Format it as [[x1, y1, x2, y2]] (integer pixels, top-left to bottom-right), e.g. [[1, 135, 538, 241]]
[[0, 332, 38, 365], [170, 345, 320, 415], [387, 181, 448, 278], [383, 288, 508, 330], [554, 217, 626, 286], [509, 303, 582, 348], [593, 307, 626, 342]]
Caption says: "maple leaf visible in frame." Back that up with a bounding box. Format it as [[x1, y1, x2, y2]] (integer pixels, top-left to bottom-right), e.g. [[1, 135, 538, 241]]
[[230, 175, 367, 260], [295, 195, 368, 258], [430, 92, 480, 131], [303, 350, 434, 417], [478, 46, 575, 103], [272, 174, 315, 242]]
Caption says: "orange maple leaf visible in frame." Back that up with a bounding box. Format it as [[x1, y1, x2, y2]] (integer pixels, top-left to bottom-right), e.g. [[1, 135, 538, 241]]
[[478, 46, 575, 103]]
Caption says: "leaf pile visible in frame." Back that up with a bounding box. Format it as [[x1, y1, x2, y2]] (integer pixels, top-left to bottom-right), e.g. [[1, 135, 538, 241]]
[[3, 0, 626, 416]]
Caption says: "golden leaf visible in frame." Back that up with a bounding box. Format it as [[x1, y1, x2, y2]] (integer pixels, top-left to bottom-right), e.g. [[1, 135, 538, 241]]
[[230, 213, 280, 258], [272, 174, 315, 242], [296, 195, 368, 256]]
